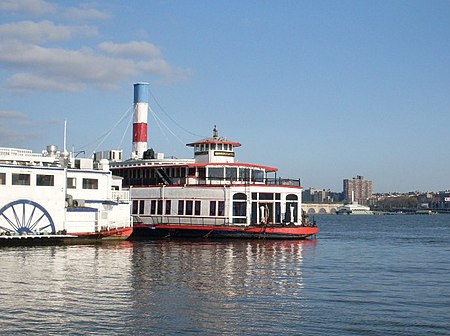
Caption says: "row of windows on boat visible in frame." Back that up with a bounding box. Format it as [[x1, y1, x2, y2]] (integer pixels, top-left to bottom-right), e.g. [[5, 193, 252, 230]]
[[0, 172, 99, 189], [132, 193, 298, 223], [132, 197, 300, 224], [193, 143, 234, 152], [113, 167, 266, 182]]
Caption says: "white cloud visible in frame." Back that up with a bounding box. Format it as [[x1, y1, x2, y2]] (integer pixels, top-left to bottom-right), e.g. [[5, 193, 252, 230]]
[[65, 6, 111, 21], [0, 3, 192, 92], [138, 59, 193, 80], [6, 73, 84, 92], [0, 0, 56, 16], [0, 20, 98, 43], [99, 41, 161, 58], [0, 110, 27, 119]]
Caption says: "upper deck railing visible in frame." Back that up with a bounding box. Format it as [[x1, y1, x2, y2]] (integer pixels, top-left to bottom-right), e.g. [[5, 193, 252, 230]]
[[122, 176, 301, 187]]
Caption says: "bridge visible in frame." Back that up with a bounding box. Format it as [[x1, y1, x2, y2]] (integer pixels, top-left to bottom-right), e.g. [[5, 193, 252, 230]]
[[303, 203, 343, 215]]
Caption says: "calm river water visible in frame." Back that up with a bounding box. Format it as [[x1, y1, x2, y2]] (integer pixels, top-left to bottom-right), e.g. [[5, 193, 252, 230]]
[[1, 215, 449, 335]]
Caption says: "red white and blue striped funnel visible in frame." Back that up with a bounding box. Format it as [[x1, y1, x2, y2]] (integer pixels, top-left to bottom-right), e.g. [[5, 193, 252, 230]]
[[132, 82, 149, 159]]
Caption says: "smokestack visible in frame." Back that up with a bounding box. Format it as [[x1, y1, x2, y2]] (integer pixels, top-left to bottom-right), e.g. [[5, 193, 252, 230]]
[[132, 82, 149, 159]]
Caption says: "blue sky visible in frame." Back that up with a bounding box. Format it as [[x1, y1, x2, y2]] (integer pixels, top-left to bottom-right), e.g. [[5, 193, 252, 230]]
[[1, 0, 449, 193]]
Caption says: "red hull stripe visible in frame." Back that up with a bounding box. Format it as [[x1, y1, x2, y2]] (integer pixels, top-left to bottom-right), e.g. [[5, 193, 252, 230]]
[[70, 227, 133, 238], [133, 123, 148, 142], [134, 223, 319, 236]]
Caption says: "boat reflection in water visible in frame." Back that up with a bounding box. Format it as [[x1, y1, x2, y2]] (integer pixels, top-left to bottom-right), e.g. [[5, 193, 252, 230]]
[[129, 239, 318, 334], [1, 239, 317, 335]]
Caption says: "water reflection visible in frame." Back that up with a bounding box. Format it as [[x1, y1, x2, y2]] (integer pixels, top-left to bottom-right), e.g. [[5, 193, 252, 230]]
[[0, 239, 318, 335], [130, 239, 318, 335]]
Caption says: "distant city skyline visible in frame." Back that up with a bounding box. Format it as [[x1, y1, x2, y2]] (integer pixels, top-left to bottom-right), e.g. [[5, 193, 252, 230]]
[[1, 1, 449, 193]]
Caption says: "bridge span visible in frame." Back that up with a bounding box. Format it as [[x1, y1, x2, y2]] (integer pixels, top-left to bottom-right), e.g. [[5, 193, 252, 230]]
[[303, 203, 343, 215]]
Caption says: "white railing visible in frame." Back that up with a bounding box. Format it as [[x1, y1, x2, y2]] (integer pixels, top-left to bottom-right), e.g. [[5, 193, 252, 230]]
[[0, 147, 43, 157], [111, 190, 130, 201]]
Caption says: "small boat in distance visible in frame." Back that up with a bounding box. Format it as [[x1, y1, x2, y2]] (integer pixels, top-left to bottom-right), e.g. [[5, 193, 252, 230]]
[[106, 82, 319, 239], [336, 202, 373, 215], [0, 145, 132, 245], [336, 191, 373, 215]]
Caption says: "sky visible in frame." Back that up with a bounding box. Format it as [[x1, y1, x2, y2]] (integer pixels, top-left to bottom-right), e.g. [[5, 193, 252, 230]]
[[1, 0, 449, 193]]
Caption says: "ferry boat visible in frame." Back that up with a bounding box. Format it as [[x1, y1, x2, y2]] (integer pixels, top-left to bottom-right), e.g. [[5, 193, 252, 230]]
[[336, 202, 373, 215], [106, 83, 319, 239], [336, 191, 373, 215], [0, 145, 132, 244]]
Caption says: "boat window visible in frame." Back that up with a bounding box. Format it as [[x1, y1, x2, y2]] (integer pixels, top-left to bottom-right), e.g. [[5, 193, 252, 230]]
[[208, 167, 224, 179], [218, 201, 225, 216], [252, 192, 257, 200], [165, 200, 171, 215], [0, 173, 5, 185], [186, 200, 193, 215], [12, 173, 30, 186], [226, 167, 237, 180], [188, 168, 196, 176], [233, 200, 246, 224], [198, 167, 206, 178], [275, 193, 281, 200], [82, 178, 98, 189], [285, 202, 298, 223], [209, 201, 216, 216], [211, 144, 216, 150], [157, 200, 163, 215], [252, 170, 264, 182], [239, 168, 250, 181], [150, 200, 157, 214], [233, 193, 247, 200], [217, 144, 223, 150], [195, 201, 201, 216], [132, 200, 139, 214], [36, 174, 54, 186], [139, 200, 145, 215], [259, 193, 274, 200], [178, 200, 184, 215], [286, 194, 298, 201], [67, 177, 76, 189]]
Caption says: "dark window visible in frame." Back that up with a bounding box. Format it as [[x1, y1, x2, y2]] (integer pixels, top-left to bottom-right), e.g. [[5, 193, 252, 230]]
[[209, 167, 224, 179], [178, 200, 184, 215], [139, 200, 145, 214], [210, 201, 216, 216], [259, 193, 274, 200], [165, 200, 171, 215], [226, 167, 237, 180], [157, 200, 163, 215], [186, 200, 193, 215], [37, 174, 54, 186], [12, 173, 30, 186], [252, 170, 264, 182], [82, 178, 98, 189], [218, 201, 225, 216], [233, 193, 247, 200], [239, 168, 250, 181], [195, 201, 201, 216], [275, 193, 281, 200], [150, 200, 157, 214], [67, 177, 76, 189], [233, 202, 246, 217], [132, 200, 139, 214], [0, 173, 6, 185], [286, 194, 298, 200]]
